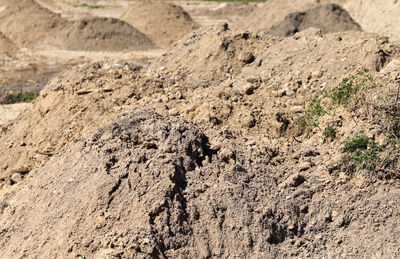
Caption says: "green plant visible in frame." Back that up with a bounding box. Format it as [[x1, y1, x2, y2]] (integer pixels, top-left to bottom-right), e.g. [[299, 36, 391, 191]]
[[203, 0, 265, 2], [323, 126, 336, 142], [296, 97, 325, 135], [329, 77, 358, 105], [343, 133, 381, 170], [73, 2, 105, 9], [3, 90, 39, 104]]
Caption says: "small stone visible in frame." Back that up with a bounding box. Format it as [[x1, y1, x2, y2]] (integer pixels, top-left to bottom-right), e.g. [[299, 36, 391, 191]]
[[290, 106, 304, 113], [276, 89, 286, 97], [238, 50, 255, 64], [311, 70, 323, 78], [95, 216, 106, 228], [168, 109, 179, 116], [286, 89, 295, 97], [298, 161, 311, 172], [67, 177, 75, 183], [279, 173, 306, 189], [218, 148, 235, 163], [11, 173, 23, 184], [243, 84, 254, 95]]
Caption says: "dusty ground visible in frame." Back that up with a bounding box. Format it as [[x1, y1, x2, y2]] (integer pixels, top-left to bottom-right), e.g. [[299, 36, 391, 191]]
[[1, 0, 400, 258]]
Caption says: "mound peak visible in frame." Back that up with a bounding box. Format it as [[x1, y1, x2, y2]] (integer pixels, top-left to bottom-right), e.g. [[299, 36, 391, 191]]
[[269, 3, 361, 37], [120, 1, 200, 47]]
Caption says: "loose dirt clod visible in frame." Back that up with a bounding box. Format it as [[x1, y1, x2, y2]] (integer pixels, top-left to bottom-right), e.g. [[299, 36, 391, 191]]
[[120, 1, 200, 47]]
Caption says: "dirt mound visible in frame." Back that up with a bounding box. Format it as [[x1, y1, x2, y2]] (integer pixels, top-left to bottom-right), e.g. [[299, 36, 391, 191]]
[[45, 17, 155, 51], [342, 0, 400, 42], [2, 110, 400, 257], [0, 60, 162, 182], [0, 32, 15, 53], [242, 0, 349, 33], [1, 24, 398, 182], [0, 0, 62, 47], [0, 0, 154, 51], [146, 24, 398, 139], [269, 4, 361, 37], [120, 1, 199, 47]]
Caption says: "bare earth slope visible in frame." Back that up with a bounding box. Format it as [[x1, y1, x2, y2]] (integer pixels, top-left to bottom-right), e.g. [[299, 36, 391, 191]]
[[120, 1, 199, 47], [1, 110, 400, 257]]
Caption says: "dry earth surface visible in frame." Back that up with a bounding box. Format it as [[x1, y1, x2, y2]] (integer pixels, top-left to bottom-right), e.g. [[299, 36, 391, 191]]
[[1, 0, 400, 258]]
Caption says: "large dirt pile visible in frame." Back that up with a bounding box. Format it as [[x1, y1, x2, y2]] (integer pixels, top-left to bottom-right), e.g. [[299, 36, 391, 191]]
[[120, 2, 199, 47], [243, 0, 349, 33], [0, 60, 162, 183], [342, 0, 400, 42], [1, 24, 398, 183], [46, 17, 155, 51], [0, 32, 15, 53], [2, 110, 400, 257], [269, 4, 361, 37], [0, 0, 154, 51], [0, 0, 62, 47], [146, 24, 397, 138]]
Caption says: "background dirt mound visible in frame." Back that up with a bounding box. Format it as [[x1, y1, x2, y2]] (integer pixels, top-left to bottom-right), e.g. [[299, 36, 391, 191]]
[[269, 4, 361, 37], [0, 0, 63, 47], [0, 0, 154, 51], [242, 0, 349, 33], [2, 110, 400, 257], [46, 16, 155, 51], [0, 32, 15, 53], [120, 1, 199, 47], [342, 0, 400, 42]]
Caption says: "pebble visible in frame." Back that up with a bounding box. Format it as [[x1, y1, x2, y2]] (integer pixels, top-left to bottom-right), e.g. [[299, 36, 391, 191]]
[[11, 172, 23, 184], [243, 84, 254, 95], [290, 106, 304, 113], [298, 161, 311, 172]]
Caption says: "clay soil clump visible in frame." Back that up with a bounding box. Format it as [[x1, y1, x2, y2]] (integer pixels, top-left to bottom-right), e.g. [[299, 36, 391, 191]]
[[120, 1, 200, 47]]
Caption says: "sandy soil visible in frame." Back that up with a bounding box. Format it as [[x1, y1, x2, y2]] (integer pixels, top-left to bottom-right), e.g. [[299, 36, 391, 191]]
[[2, 0, 400, 258]]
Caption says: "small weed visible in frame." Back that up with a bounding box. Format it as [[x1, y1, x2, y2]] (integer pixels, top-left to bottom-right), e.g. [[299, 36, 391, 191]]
[[73, 3, 105, 9], [329, 72, 377, 106], [3, 91, 39, 104], [323, 126, 336, 142], [309, 97, 325, 116], [202, 0, 265, 2], [329, 77, 357, 105], [343, 133, 381, 170], [296, 97, 324, 135]]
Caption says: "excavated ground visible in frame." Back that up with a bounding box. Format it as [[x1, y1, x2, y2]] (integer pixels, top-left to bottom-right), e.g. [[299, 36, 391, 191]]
[[1, 0, 400, 258]]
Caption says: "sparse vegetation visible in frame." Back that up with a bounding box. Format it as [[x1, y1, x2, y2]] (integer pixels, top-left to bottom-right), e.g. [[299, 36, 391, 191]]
[[323, 126, 336, 142], [343, 133, 381, 170], [73, 2, 105, 9], [3, 90, 39, 104], [296, 97, 326, 134], [296, 72, 376, 136], [203, 0, 266, 2]]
